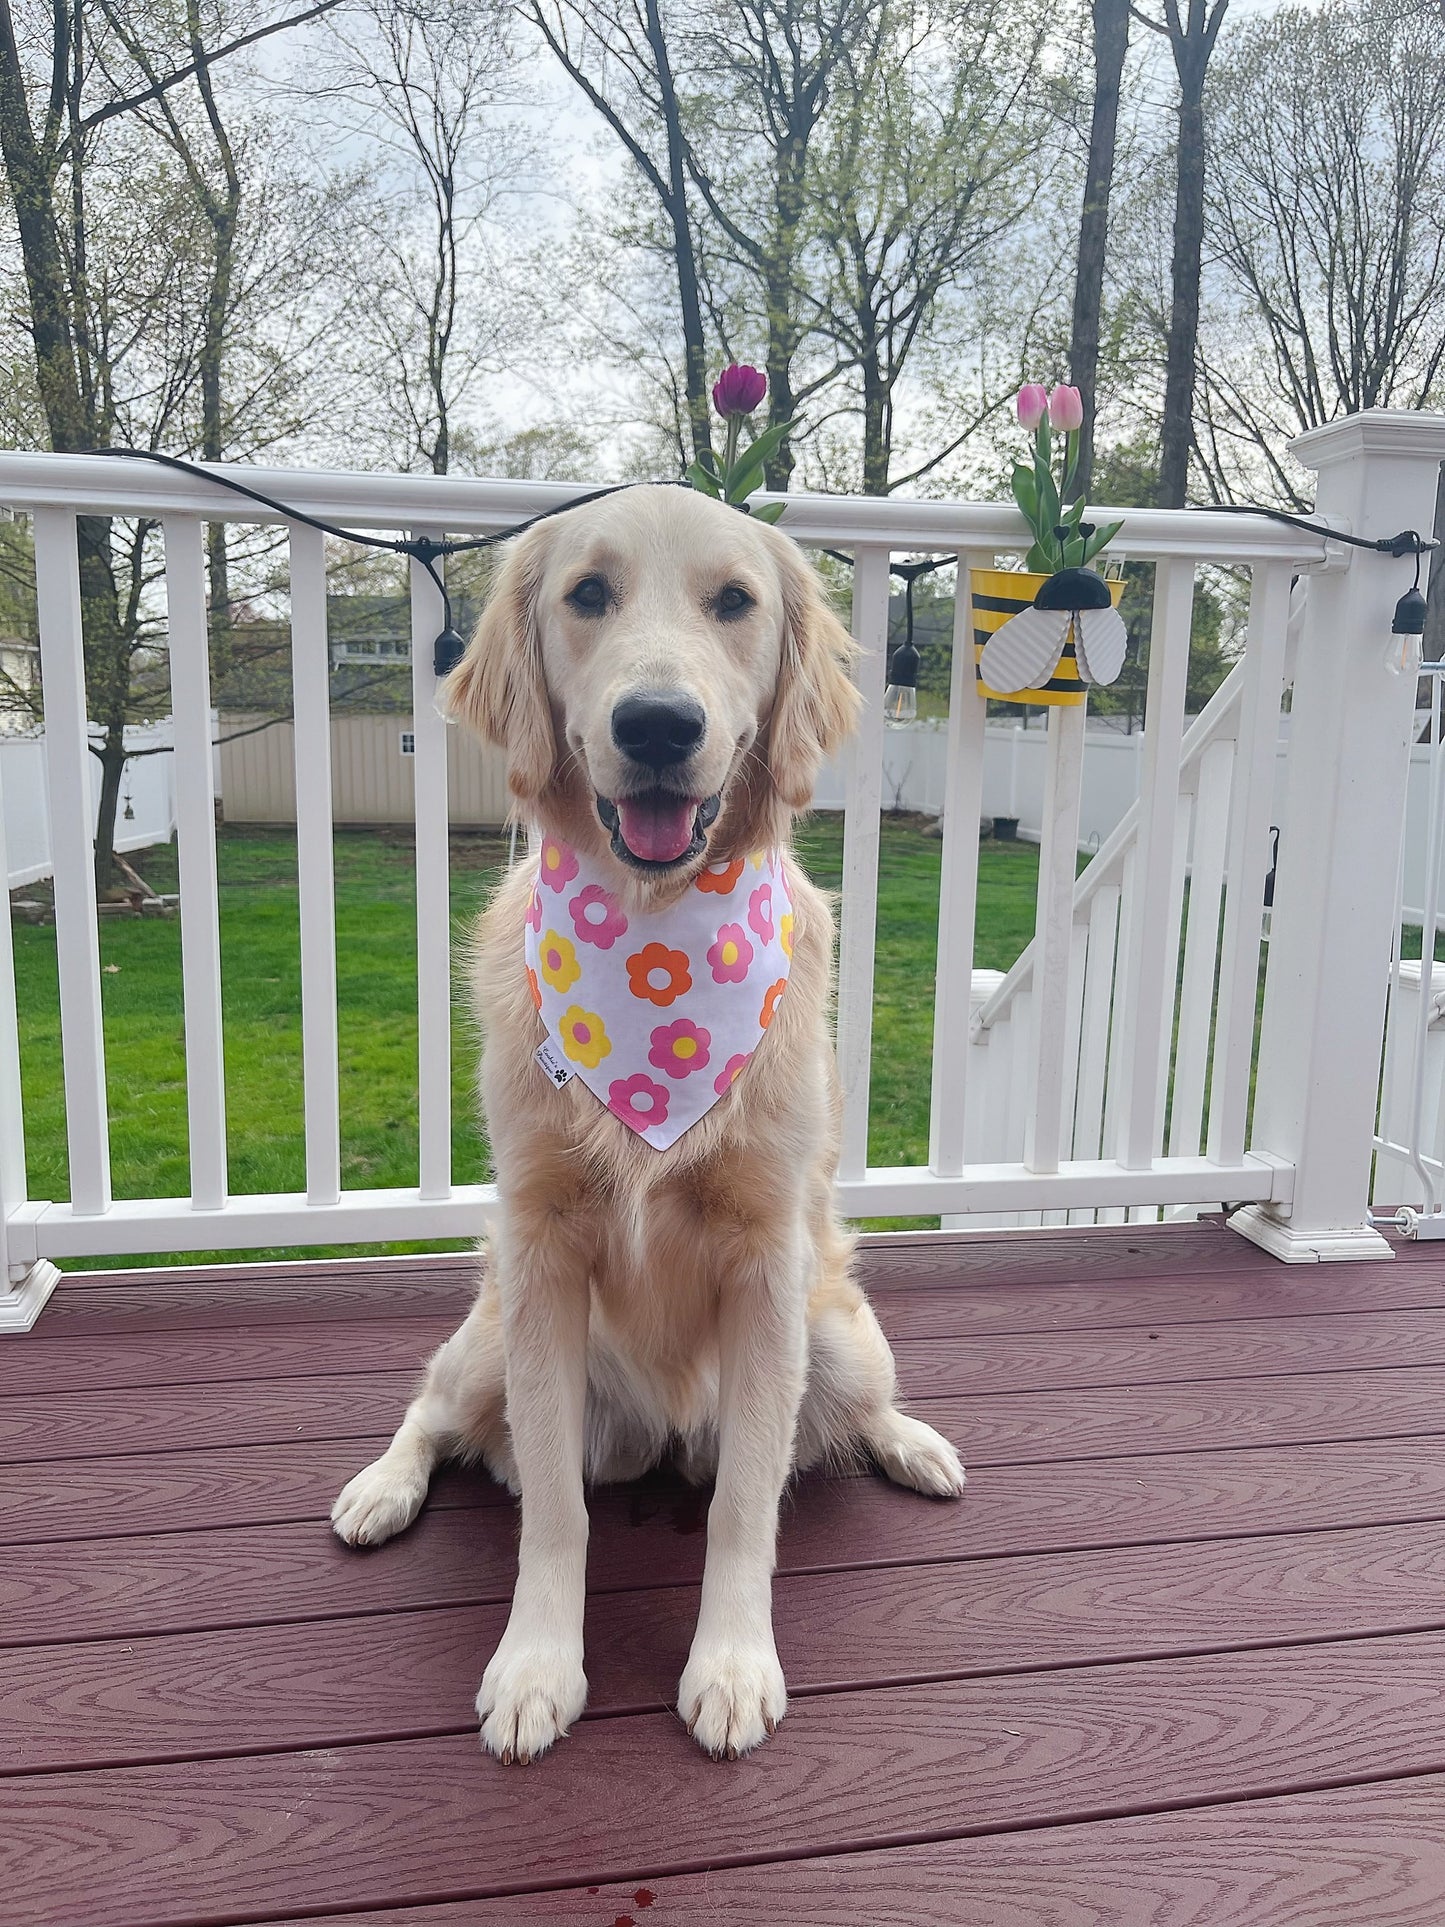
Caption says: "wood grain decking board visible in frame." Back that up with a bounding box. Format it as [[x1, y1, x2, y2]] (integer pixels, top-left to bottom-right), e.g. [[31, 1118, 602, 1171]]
[[11, 1435, 1445, 1648], [13, 1305, 1445, 1410], [10, 1228, 1445, 1927], [7, 1520, 1445, 1775], [247, 1775, 1445, 1927], [6, 1631, 1445, 1927]]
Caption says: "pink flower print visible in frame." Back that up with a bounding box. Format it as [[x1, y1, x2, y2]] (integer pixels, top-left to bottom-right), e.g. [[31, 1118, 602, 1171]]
[[649, 1017, 711, 1080], [569, 882, 628, 950], [714, 1051, 751, 1096], [539, 836, 578, 892], [608, 1072, 671, 1132], [747, 882, 774, 944], [525, 885, 543, 932], [708, 921, 753, 984]]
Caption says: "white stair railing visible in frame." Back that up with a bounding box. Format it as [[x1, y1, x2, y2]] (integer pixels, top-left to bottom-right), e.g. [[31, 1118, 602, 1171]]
[[963, 576, 1305, 1230]]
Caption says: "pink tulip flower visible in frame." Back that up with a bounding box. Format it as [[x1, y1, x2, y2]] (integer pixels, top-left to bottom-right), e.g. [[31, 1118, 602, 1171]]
[[1048, 384, 1084, 431], [712, 363, 768, 418], [1016, 383, 1048, 430]]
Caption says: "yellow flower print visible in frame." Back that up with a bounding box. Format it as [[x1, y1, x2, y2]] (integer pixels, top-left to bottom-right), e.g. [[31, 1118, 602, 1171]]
[[779, 912, 795, 959], [538, 929, 581, 993], [559, 1005, 611, 1069]]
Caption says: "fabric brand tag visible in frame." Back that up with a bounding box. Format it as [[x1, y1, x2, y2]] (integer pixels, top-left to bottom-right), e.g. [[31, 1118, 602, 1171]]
[[535, 1035, 575, 1088]]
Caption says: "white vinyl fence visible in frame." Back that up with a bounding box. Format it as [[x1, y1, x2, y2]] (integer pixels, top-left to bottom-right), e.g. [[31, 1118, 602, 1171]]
[[2, 721, 183, 888], [2, 414, 1443, 1326]]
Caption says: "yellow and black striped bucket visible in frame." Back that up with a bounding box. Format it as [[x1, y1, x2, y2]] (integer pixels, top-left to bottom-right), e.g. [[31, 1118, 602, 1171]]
[[971, 568, 1125, 707]]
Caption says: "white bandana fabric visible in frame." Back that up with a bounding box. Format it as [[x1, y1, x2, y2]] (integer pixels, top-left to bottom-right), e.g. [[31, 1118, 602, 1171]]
[[524, 835, 796, 1150]]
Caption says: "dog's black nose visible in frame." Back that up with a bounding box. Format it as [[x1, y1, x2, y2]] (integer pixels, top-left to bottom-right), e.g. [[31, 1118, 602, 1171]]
[[611, 692, 705, 768]]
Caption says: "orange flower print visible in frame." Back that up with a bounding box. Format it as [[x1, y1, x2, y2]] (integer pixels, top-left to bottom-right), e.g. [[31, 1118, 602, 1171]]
[[526, 966, 542, 1011], [626, 942, 693, 1007], [695, 857, 745, 895], [538, 930, 581, 993], [759, 978, 787, 1028], [779, 912, 795, 959]]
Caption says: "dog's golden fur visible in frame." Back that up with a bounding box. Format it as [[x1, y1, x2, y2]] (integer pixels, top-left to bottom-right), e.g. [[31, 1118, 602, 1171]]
[[332, 486, 964, 1763]]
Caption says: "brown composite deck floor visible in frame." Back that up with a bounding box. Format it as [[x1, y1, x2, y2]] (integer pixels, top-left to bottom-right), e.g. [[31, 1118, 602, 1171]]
[[5, 1222, 1445, 1926]]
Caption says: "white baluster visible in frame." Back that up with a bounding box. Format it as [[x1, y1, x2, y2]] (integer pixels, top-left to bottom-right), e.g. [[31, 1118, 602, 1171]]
[[1170, 735, 1234, 1157], [1024, 702, 1087, 1173], [163, 518, 227, 1210], [409, 542, 452, 1202], [928, 553, 991, 1178], [835, 545, 890, 1183], [1207, 560, 1291, 1166], [1115, 560, 1195, 1169], [288, 524, 341, 1207], [34, 509, 110, 1216]]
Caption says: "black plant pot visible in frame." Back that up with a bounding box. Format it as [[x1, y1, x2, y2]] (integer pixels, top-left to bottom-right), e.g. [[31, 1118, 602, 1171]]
[[994, 816, 1020, 842]]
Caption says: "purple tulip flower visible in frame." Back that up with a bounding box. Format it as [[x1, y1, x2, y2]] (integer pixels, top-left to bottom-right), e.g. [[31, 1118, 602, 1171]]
[[712, 363, 768, 418]]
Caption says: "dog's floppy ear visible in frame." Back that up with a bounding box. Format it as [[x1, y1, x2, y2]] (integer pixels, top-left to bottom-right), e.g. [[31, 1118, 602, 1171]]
[[765, 536, 862, 810], [440, 526, 555, 802]]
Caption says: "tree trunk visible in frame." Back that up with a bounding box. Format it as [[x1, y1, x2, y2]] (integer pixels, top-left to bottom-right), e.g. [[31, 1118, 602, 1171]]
[[644, 0, 714, 466], [860, 353, 889, 496], [91, 723, 127, 897], [763, 126, 807, 489], [1158, 65, 1208, 507], [1069, 0, 1129, 498]]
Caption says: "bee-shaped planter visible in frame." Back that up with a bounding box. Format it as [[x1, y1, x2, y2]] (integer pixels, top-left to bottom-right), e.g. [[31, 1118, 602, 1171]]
[[973, 566, 1127, 707]]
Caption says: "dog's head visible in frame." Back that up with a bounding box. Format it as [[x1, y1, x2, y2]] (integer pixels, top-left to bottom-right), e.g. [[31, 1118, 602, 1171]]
[[442, 486, 860, 884]]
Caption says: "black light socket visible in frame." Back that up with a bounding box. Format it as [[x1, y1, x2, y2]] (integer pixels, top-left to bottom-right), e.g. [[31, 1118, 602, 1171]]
[[886, 639, 920, 689], [433, 626, 466, 677], [1393, 587, 1428, 637]]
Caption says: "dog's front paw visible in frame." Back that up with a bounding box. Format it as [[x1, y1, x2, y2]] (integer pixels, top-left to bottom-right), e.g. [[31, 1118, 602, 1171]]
[[679, 1640, 787, 1760], [871, 1411, 967, 1499], [331, 1455, 429, 1546], [477, 1637, 587, 1763]]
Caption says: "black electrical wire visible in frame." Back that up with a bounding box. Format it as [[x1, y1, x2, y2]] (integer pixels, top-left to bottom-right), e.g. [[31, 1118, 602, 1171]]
[[79, 446, 689, 668], [64, 447, 1436, 674]]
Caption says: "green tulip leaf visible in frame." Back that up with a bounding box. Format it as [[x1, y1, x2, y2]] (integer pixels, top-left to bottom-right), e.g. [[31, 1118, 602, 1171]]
[[724, 418, 794, 501], [749, 501, 787, 524], [1081, 519, 1125, 562], [686, 460, 722, 497]]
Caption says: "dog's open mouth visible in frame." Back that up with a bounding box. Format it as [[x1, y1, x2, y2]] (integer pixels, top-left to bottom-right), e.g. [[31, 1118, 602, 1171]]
[[596, 791, 721, 868]]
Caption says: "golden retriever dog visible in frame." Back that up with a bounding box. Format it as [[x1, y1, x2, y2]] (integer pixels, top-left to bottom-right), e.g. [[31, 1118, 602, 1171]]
[[331, 485, 965, 1763]]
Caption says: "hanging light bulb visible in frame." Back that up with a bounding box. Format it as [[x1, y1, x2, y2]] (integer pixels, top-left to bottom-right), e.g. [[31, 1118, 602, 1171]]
[[883, 566, 924, 723], [1385, 546, 1428, 676], [883, 638, 919, 722]]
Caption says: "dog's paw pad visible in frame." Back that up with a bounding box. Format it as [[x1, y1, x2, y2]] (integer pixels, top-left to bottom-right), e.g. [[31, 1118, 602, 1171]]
[[872, 1413, 966, 1499], [330, 1459, 428, 1546], [679, 1644, 786, 1759], [477, 1644, 587, 1764]]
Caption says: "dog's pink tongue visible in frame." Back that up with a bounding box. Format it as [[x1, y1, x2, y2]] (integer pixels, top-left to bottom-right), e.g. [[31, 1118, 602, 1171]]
[[617, 795, 696, 863]]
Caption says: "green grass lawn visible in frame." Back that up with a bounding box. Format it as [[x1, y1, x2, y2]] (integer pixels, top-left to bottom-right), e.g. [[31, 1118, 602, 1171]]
[[13, 816, 1048, 1267]]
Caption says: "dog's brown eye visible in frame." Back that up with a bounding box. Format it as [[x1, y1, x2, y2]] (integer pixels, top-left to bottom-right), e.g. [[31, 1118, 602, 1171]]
[[567, 575, 610, 614], [714, 584, 753, 619]]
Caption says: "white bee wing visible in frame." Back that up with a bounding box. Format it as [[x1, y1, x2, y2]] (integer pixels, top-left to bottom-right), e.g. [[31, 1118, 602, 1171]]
[[979, 607, 1070, 692], [1073, 606, 1128, 686]]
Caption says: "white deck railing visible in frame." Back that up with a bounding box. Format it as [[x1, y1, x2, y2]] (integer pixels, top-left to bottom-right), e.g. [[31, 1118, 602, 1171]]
[[2, 411, 1443, 1325]]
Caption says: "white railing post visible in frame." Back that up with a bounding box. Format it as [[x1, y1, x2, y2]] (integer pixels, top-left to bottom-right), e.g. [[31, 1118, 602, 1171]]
[[1234, 409, 1445, 1261], [0, 748, 59, 1330], [1023, 702, 1086, 1172]]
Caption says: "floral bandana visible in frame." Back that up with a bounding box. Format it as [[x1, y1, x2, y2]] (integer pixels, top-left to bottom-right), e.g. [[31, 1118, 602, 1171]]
[[524, 834, 795, 1150]]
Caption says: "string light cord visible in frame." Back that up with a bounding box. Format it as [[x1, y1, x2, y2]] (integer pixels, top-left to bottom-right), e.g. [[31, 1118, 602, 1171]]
[[79, 446, 681, 673], [65, 448, 1436, 669]]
